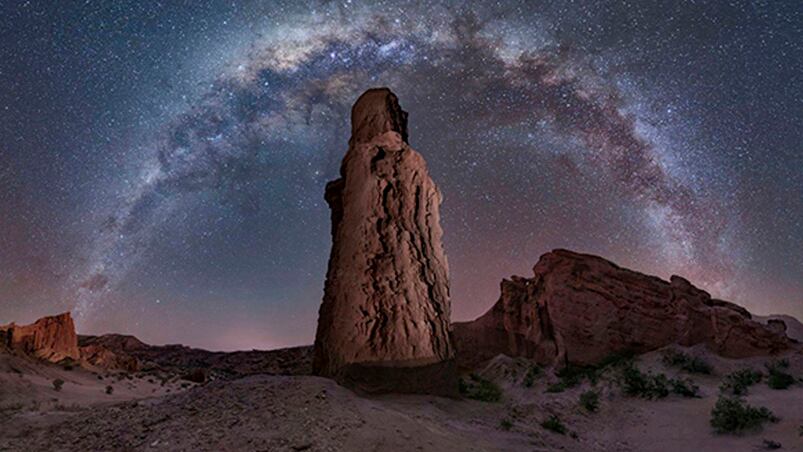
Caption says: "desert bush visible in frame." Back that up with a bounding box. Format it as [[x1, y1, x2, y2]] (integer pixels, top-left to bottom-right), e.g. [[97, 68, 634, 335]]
[[661, 349, 713, 375], [720, 368, 763, 395], [105, 385, 114, 395], [619, 363, 699, 399], [579, 390, 600, 412], [555, 364, 595, 387], [52, 378, 64, 391], [710, 395, 778, 434], [459, 374, 502, 402], [545, 382, 566, 393], [499, 418, 513, 431], [671, 378, 701, 398], [762, 439, 782, 450], [559, 350, 637, 388], [620, 364, 669, 399], [523, 365, 542, 388], [765, 360, 795, 390], [541, 415, 568, 435]]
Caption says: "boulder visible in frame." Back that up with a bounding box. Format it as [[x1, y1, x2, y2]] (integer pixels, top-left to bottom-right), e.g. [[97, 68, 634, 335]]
[[312, 88, 456, 395], [454, 249, 794, 368]]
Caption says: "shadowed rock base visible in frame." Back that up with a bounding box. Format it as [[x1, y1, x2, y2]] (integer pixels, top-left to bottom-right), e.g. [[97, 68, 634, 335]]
[[338, 359, 459, 397]]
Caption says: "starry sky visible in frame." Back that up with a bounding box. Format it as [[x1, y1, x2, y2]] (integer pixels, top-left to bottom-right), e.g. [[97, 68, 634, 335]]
[[1, 1, 801, 351]]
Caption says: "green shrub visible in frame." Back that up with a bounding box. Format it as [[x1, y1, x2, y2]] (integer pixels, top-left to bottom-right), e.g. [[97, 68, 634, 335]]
[[555, 364, 595, 387], [710, 396, 779, 434], [798, 425, 803, 436], [670, 378, 701, 398], [105, 385, 114, 395], [765, 360, 795, 390], [459, 374, 502, 402], [548, 351, 636, 392], [619, 363, 698, 399], [596, 350, 637, 369], [541, 415, 567, 435], [523, 365, 542, 388], [620, 364, 670, 399], [661, 349, 713, 375], [52, 378, 65, 391], [720, 368, 763, 395], [579, 390, 600, 412], [499, 418, 513, 431]]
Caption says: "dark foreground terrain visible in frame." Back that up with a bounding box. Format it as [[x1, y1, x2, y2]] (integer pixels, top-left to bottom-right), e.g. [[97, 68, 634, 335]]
[[2, 339, 803, 452]]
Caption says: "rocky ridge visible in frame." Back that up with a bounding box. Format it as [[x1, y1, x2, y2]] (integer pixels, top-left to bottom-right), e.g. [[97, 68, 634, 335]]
[[454, 249, 795, 368]]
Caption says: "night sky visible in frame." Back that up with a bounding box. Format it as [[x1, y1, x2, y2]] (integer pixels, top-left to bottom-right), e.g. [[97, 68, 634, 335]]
[[1, 1, 801, 351]]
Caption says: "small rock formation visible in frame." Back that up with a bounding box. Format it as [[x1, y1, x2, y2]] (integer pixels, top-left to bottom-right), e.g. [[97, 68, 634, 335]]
[[756, 314, 803, 342], [454, 249, 795, 368], [313, 88, 456, 394], [0, 312, 81, 362], [79, 343, 140, 372]]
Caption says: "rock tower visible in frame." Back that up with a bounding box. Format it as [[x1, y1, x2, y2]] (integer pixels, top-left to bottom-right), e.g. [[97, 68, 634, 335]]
[[313, 88, 456, 395]]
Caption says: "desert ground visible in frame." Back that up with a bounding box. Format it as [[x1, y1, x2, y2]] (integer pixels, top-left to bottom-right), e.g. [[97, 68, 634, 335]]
[[2, 340, 802, 452]]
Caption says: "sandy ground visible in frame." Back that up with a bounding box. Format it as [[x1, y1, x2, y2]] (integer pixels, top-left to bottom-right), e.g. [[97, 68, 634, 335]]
[[0, 353, 193, 446], [1, 346, 802, 451]]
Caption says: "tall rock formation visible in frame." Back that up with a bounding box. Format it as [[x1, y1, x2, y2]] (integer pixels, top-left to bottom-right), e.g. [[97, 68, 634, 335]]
[[313, 88, 456, 394], [0, 312, 81, 362], [454, 249, 795, 368]]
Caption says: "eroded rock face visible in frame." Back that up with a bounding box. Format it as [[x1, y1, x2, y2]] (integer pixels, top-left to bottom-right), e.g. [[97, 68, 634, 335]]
[[454, 249, 795, 368], [0, 313, 141, 371], [0, 312, 81, 362], [313, 88, 456, 394]]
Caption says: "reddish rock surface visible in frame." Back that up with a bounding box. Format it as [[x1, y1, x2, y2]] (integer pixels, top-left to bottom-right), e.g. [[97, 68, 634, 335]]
[[0, 312, 81, 362], [313, 88, 456, 394], [0, 312, 142, 371], [454, 249, 795, 368], [79, 343, 140, 372]]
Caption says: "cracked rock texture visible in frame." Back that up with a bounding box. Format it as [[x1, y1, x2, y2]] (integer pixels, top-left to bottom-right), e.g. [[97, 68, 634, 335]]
[[313, 88, 456, 394], [454, 249, 795, 368]]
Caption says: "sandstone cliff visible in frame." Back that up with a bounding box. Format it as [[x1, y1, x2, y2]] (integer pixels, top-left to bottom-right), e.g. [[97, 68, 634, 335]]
[[0, 312, 140, 371], [454, 249, 795, 368], [0, 312, 81, 362], [313, 88, 456, 394]]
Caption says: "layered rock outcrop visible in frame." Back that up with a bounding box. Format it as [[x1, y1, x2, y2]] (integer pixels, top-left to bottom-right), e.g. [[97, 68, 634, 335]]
[[0, 312, 140, 371], [454, 249, 795, 368], [0, 312, 81, 362], [313, 88, 456, 394]]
